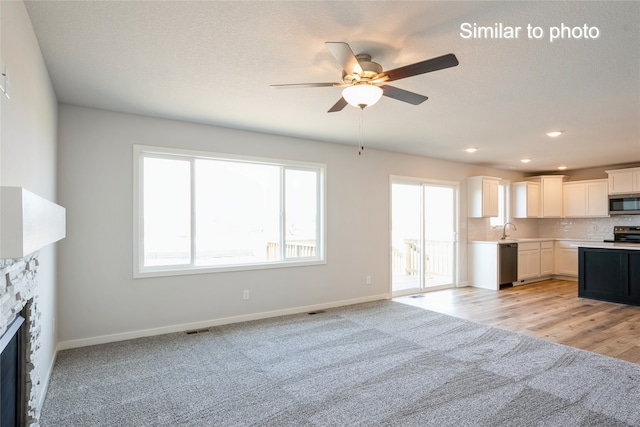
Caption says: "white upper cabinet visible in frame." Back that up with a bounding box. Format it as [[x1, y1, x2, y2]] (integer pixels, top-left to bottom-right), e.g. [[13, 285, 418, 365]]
[[511, 181, 540, 218], [467, 176, 500, 218], [516, 175, 565, 218], [586, 180, 609, 216], [538, 176, 565, 217], [562, 179, 609, 218], [563, 182, 584, 217], [606, 167, 640, 194]]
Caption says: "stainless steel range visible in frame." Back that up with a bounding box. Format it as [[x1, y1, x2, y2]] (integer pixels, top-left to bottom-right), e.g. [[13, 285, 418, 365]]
[[604, 226, 640, 244]]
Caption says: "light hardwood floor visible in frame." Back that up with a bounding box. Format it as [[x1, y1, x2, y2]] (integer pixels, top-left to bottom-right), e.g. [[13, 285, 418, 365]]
[[395, 279, 640, 364]]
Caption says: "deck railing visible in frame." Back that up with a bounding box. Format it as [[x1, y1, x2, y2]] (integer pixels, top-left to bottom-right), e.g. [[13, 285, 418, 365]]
[[267, 238, 450, 277], [392, 239, 452, 277], [266, 241, 316, 259]]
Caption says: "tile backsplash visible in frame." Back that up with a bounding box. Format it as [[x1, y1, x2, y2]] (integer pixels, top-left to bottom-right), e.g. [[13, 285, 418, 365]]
[[538, 215, 640, 240], [467, 215, 640, 242], [467, 217, 539, 241]]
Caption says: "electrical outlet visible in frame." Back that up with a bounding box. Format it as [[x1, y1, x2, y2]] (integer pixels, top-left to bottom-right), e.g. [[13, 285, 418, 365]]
[[366, 276, 371, 285], [0, 62, 9, 99], [243, 290, 249, 300]]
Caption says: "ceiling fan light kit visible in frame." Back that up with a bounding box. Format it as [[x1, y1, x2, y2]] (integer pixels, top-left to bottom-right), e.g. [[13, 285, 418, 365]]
[[342, 84, 383, 108]]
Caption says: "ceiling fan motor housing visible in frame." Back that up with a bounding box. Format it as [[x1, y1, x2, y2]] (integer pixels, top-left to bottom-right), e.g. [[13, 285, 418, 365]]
[[342, 54, 383, 83]]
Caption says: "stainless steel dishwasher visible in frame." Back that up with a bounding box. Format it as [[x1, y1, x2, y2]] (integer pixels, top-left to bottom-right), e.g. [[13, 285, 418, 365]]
[[499, 242, 518, 287]]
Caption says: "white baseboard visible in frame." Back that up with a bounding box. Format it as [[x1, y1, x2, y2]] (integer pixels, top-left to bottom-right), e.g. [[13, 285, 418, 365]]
[[514, 275, 577, 286], [552, 274, 578, 282], [57, 294, 390, 351]]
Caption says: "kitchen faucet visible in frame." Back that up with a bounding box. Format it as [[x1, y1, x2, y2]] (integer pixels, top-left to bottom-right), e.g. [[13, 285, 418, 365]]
[[501, 222, 517, 240]]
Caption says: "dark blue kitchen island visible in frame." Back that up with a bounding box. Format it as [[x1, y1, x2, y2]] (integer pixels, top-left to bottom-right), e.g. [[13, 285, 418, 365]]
[[579, 245, 640, 305]]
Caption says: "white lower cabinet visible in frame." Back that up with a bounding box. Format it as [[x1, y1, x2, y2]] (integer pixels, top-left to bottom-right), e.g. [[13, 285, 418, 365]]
[[554, 240, 584, 277], [540, 241, 554, 276], [517, 242, 540, 281], [554, 240, 598, 277], [517, 241, 554, 283], [468, 242, 500, 290], [469, 239, 585, 290]]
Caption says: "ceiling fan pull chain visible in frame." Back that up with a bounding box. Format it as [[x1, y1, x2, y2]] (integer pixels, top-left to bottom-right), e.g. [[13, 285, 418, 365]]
[[358, 106, 365, 155]]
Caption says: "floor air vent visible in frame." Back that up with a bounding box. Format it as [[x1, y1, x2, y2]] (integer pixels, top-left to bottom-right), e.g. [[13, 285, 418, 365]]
[[185, 328, 210, 335], [308, 310, 326, 315], [409, 295, 425, 299]]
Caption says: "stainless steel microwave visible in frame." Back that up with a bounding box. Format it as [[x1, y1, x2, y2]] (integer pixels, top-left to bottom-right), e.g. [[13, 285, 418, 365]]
[[609, 194, 640, 215]]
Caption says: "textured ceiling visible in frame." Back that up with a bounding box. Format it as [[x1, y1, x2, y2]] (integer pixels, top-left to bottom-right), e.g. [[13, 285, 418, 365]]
[[24, 1, 640, 172]]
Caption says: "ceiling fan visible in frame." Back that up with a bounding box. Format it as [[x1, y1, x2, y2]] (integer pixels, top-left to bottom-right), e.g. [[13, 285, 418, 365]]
[[270, 42, 459, 112]]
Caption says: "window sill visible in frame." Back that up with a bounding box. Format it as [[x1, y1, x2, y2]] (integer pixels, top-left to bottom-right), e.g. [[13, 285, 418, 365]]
[[134, 258, 327, 279]]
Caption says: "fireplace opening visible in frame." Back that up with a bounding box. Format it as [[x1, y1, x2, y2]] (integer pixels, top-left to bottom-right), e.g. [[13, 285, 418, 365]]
[[1, 315, 24, 427]]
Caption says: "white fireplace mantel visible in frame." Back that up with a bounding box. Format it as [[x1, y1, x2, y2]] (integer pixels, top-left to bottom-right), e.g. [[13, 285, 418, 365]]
[[0, 187, 66, 259]]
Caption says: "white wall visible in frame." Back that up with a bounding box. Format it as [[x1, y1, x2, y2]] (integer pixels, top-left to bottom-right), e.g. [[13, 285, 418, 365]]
[[0, 0, 59, 409], [57, 104, 524, 348]]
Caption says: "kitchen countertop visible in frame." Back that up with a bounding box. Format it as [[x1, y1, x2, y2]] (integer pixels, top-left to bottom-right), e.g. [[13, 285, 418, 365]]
[[469, 238, 602, 244], [570, 242, 640, 251], [469, 239, 640, 250]]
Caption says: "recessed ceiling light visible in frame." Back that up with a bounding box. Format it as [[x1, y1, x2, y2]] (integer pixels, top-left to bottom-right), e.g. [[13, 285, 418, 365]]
[[465, 147, 478, 153], [520, 158, 531, 163], [558, 165, 567, 170], [546, 131, 563, 137]]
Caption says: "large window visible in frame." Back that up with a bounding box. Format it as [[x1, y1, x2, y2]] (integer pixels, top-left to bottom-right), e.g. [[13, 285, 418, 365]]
[[134, 145, 325, 277]]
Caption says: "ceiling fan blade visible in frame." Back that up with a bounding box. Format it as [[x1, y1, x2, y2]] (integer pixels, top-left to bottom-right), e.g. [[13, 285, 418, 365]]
[[270, 82, 339, 89], [327, 97, 348, 113], [380, 53, 459, 82], [381, 85, 428, 105], [325, 42, 363, 76], [370, 75, 390, 84]]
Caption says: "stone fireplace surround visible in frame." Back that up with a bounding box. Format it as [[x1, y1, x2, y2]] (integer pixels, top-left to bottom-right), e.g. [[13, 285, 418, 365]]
[[1, 253, 43, 425], [0, 186, 66, 425]]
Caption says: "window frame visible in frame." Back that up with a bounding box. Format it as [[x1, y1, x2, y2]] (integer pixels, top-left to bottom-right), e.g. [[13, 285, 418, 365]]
[[133, 145, 326, 278], [490, 180, 511, 228]]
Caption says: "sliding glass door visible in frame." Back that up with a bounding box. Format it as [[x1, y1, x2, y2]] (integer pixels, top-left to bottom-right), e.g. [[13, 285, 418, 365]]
[[391, 183, 422, 292], [391, 179, 457, 294]]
